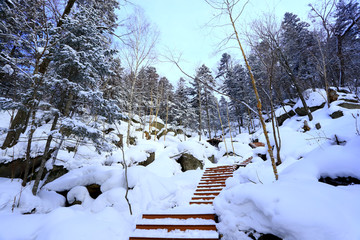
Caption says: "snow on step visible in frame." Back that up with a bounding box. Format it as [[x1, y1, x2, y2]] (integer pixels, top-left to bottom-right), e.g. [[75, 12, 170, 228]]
[[138, 218, 216, 225], [144, 205, 215, 214], [136, 224, 216, 231], [196, 184, 225, 188], [189, 201, 213, 205], [142, 213, 215, 220], [130, 229, 219, 239], [191, 196, 215, 201], [129, 166, 240, 240], [199, 181, 226, 185], [201, 176, 231, 179]]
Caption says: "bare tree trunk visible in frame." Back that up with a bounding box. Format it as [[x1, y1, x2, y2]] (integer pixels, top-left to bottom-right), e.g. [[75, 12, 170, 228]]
[[204, 88, 212, 139], [216, 99, 228, 155], [237, 118, 242, 134], [224, 1, 279, 180], [279, 51, 314, 121], [126, 76, 137, 146], [115, 123, 132, 215], [153, 85, 163, 141], [121, 144, 132, 215], [226, 102, 235, 153], [164, 95, 169, 141], [197, 82, 202, 141], [22, 109, 37, 187], [337, 36, 346, 87], [148, 88, 154, 136], [32, 114, 59, 195]]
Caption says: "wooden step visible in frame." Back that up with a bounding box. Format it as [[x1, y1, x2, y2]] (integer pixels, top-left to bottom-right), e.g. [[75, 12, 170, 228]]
[[197, 184, 225, 187], [207, 166, 234, 169], [141, 214, 215, 220], [201, 178, 229, 181], [136, 224, 217, 231], [202, 176, 231, 179], [189, 201, 213, 205], [206, 169, 234, 172], [191, 196, 215, 201], [195, 188, 222, 192], [130, 237, 219, 240], [200, 178, 228, 182], [202, 174, 232, 178], [204, 171, 233, 174], [193, 192, 220, 196], [199, 182, 225, 185], [196, 186, 225, 189]]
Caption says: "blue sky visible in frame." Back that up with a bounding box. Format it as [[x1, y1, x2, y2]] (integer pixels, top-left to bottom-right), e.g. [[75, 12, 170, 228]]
[[118, 0, 313, 85]]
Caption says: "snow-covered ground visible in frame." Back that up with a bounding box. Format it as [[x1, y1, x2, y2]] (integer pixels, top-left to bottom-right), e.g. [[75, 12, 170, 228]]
[[215, 89, 360, 240], [0, 88, 360, 240]]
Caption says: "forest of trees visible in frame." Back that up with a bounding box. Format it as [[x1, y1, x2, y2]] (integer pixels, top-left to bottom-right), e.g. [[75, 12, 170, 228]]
[[0, 0, 359, 190]]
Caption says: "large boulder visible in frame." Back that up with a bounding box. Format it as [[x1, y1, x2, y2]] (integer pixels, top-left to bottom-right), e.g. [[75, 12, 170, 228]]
[[295, 102, 325, 116], [276, 109, 296, 126], [176, 153, 203, 172], [157, 128, 176, 139], [338, 102, 360, 109], [138, 152, 155, 166], [328, 88, 339, 103], [150, 121, 165, 130], [43, 165, 69, 185], [207, 138, 222, 147], [0, 150, 54, 179], [330, 110, 344, 119]]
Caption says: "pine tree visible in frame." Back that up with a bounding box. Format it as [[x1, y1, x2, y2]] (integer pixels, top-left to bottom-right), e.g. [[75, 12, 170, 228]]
[[196, 64, 216, 139], [281, 13, 318, 90], [333, 0, 360, 87], [173, 78, 197, 130], [31, 1, 122, 195], [220, 62, 254, 133]]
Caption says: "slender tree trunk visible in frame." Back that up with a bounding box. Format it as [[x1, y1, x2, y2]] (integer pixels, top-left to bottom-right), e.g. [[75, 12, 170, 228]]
[[153, 86, 163, 141], [279, 52, 314, 121], [291, 74, 313, 121], [164, 95, 169, 141], [228, 7, 279, 180], [197, 83, 202, 141], [204, 89, 212, 139], [148, 88, 153, 136], [22, 109, 37, 187], [121, 144, 132, 215], [226, 102, 235, 153], [337, 36, 346, 87], [32, 114, 59, 195], [216, 100, 228, 155], [114, 123, 132, 215], [127, 76, 137, 146], [237, 118, 242, 134]]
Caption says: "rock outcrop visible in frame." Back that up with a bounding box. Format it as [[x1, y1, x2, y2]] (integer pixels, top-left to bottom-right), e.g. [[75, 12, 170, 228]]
[[176, 153, 203, 172]]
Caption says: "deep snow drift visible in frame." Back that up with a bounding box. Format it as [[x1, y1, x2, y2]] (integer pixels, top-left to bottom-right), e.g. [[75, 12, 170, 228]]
[[215, 89, 360, 240], [0, 88, 360, 240]]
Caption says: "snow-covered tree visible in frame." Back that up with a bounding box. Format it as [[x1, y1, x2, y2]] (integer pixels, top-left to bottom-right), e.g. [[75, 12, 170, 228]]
[[280, 13, 319, 90], [333, 0, 360, 87], [173, 78, 197, 130], [188, 65, 217, 139]]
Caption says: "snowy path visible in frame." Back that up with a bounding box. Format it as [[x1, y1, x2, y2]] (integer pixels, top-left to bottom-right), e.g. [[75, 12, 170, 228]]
[[128, 164, 246, 240]]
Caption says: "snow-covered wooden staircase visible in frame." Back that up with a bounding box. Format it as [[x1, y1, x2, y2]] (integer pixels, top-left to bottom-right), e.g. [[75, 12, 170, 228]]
[[189, 165, 235, 205], [129, 165, 238, 240]]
